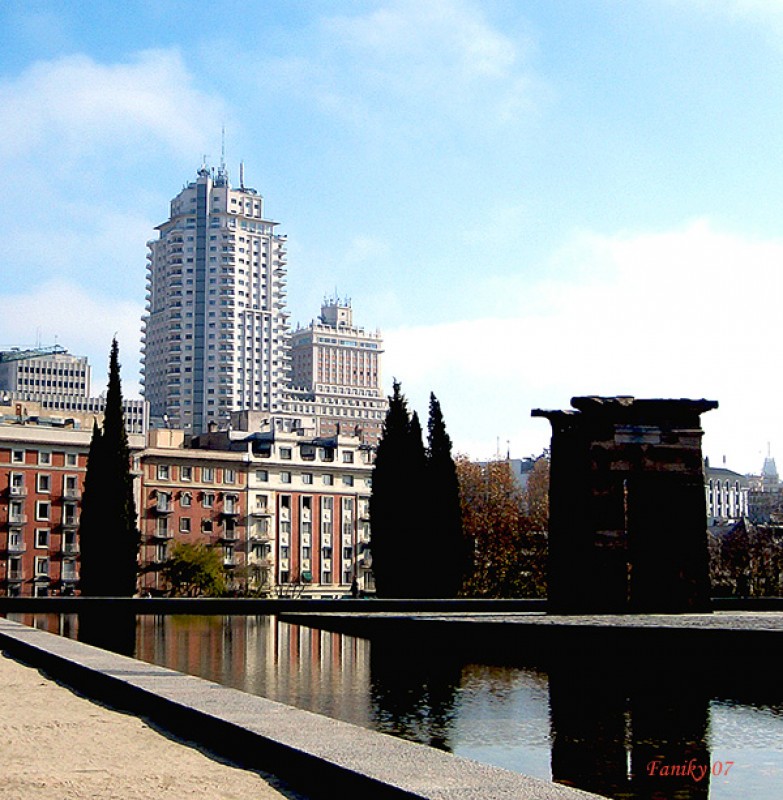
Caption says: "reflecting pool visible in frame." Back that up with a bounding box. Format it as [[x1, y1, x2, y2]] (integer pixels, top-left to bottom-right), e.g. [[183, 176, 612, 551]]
[[9, 613, 783, 800]]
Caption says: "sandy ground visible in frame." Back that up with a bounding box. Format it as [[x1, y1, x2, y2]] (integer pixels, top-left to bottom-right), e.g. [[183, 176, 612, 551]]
[[0, 652, 303, 800]]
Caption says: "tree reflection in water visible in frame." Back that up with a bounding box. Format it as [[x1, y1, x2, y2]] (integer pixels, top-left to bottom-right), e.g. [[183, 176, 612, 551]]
[[369, 636, 461, 751], [77, 608, 137, 657]]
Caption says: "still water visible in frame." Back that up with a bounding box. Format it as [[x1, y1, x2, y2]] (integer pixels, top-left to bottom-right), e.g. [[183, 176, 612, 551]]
[[10, 613, 783, 800]]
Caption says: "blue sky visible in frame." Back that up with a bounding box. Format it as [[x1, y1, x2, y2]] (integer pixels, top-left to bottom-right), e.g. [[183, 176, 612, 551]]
[[1, 0, 783, 471]]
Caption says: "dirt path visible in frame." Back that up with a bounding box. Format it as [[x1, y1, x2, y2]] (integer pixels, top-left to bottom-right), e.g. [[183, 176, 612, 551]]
[[0, 651, 302, 800]]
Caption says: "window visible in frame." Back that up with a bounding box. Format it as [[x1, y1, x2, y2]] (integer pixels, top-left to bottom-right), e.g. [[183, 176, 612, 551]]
[[181, 465, 192, 481], [223, 468, 235, 484], [65, 453, 78, 467], [181, 492, 192, 507], [342, 475, 354, 487], [37, 474, 51, 493], [35, 529, 49, 549], [63, 475, 79, 497], [34, 557, 49, 577], [256, 469, 268, 482], [12, 450, 24, 464], [36, 501, 51, 521], [280, 447, 292, 460], [280, 545, 289, 559], [202, 519, 213, 533], [38, 451, 51, 466], [322, 571, 332, 584], [302, 546, 311, 559], [323, 474, 334, 486], [203, 492, 215, 508], [157, 464, 170, 480], [202, 467, 215, 482], [343, 546, 353, 560], [342, 451, 354, 463], [302, 473, 313, 485], [280, 471, 291, 484], [180, 518, 191, 533], [9, 473, 24, 494]]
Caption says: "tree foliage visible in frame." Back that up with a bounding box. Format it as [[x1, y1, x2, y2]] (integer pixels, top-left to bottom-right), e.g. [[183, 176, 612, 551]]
[[426, 393, 468, 597], [164, 542, 227, 597], [709, 520, 783, 597], [457, 454, 549, 598], [370, 381, 426, 597], [79, 339, 139, 596], [370, 384, 468, 598]]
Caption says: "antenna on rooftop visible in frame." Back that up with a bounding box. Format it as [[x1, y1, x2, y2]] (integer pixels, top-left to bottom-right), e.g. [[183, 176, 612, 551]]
[[239, 160, 245, 190], [221, 126, 226, 171]]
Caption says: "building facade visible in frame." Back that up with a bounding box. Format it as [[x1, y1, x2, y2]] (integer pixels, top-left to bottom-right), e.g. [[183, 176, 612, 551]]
[[138, 414, 373, 597], [289, 298, 386, 445], [705, 462, 750, 525], [142, 164, 290, 435], [0, 345, 148, 434], [0, 410, 144, 597]]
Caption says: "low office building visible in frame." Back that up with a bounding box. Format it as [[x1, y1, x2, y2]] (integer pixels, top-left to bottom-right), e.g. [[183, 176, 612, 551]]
[[0, 345, 148, 434]]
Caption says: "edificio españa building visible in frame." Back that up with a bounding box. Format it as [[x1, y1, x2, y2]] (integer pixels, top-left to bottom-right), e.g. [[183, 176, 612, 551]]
[[142, 164, 290, 434]]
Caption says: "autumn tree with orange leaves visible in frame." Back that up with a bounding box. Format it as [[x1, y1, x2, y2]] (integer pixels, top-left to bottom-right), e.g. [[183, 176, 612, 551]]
[[456, 454, 549, 598]]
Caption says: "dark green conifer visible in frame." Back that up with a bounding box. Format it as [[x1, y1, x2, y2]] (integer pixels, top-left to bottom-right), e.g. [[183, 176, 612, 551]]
[[78, 339, 139, 596], [426, 393, 466, 597], [370, 381, 426, 597]]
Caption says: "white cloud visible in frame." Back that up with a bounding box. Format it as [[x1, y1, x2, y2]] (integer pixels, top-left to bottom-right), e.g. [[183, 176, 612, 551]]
[[385, 220, 783, 471], [344, 235, 391, 265], [0, 281, 145, 398], [266, 0, 541, 133], [0, 49, 226, 162]]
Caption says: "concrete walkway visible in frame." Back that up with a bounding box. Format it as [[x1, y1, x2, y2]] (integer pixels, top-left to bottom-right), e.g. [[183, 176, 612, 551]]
[[0, 652, 299, 800]]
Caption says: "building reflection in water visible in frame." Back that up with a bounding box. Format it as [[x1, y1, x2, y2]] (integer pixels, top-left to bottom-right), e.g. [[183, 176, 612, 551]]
[[9, 613, 782, 800]]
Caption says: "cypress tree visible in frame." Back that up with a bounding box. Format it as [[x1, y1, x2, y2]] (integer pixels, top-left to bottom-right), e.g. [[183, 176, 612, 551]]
[[370, 381, 426, 597], [426, 393, 466, 597], [78, 339, 139, 596]]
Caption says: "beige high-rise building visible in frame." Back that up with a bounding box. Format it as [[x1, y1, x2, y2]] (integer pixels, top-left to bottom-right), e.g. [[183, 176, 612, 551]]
[[142, 164, 290, 434], [288, 298, 386, 445]]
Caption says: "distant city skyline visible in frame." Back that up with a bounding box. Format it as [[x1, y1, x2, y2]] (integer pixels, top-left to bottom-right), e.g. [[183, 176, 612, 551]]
[[2, 1, 783, 471]]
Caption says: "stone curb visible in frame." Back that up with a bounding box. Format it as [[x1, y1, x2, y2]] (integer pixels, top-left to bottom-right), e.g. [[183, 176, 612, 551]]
[[0, 618, 602, 800]]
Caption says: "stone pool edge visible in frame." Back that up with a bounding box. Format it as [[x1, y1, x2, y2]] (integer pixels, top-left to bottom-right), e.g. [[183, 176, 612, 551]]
[[0, 617, 601, 800]]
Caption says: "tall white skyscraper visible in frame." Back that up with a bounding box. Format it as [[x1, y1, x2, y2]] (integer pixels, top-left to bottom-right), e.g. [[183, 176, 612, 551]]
[[142, 164, 290, 433]]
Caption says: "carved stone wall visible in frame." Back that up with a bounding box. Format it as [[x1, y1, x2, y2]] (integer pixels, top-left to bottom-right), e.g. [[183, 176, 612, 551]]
[[533, 397, 717, 614]]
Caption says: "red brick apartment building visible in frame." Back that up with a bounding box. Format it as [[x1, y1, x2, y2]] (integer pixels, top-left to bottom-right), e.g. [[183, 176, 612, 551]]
[[0, 402, 144, 596]]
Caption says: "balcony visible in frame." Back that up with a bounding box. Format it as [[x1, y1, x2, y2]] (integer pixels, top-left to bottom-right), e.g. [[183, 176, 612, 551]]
[[218, 529, 240, 542], [6, 569, 23, 582], [63, 487, 81, 500], [223, 556, 237, 568], [61, 517, 79, 531], [8, 514, 27, 525], [61, 571, 79, 583], [154, 500, 173, 514], [6, 541, 26, 554], [8, 485, 27, 498], [150, 528, 173, 540], [62, 542, 79, 556]]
